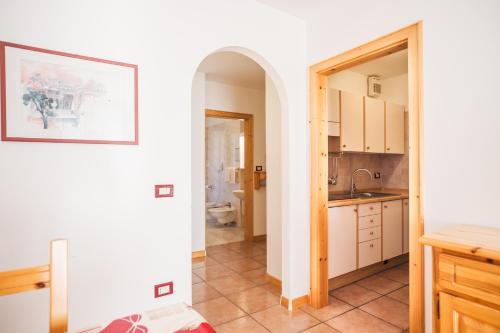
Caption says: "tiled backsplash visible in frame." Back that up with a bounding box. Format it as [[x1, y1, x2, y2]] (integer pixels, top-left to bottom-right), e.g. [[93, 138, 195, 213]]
[[328, 113, 409, 192]]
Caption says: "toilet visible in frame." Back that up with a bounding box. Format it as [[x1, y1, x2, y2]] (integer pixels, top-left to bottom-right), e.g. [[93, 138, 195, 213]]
[[208, 204, 236, 225], [206, 202, 223, 222]]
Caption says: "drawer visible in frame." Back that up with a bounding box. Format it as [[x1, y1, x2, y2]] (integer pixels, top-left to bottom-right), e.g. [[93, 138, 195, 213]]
[[358, 202, 381, 217], [358, 238, 381, 268], [359, 226, 381, 242], [438, 253, 500, 307], [359, 214, 381, 230]]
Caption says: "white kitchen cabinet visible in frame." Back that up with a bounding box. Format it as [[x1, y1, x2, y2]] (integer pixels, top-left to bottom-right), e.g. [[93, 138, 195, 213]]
[[364, 97, 385, 153], [382, 200, 403, 260], [340, 91, 364, 152], [403, 199, 409, 253], [358, 238, 382, 268], [385, 102, 405, 154], [328, 205, 357, 279], [327, 88, 340, 123]]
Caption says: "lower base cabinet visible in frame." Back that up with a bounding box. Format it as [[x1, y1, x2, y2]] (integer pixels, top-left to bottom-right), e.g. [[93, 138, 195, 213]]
[[358, 239, 381, 268], [328, 205, 357, 279]]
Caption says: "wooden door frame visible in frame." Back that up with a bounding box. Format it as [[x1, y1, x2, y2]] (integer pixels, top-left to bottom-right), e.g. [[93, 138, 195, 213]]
[[309, 22, 424, 331], [205, 109, 254, 241]]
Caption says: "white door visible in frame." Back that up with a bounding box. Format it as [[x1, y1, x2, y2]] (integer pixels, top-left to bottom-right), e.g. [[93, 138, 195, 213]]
[[385, 102, 405, 154], [364, 97, 385, 153], [403, 199, 409, 253], [328, 205, 357, 278], [382, 200, 403, 260], [340, 91, 364, 152]]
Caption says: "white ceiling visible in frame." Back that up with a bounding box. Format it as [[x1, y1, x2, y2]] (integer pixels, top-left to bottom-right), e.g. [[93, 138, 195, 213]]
[[348, 49, 408, 78], [197, 51, 265, 90]]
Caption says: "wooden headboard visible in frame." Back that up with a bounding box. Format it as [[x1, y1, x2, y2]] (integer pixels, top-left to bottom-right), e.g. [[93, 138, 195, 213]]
[[0, 239, 68, 333]]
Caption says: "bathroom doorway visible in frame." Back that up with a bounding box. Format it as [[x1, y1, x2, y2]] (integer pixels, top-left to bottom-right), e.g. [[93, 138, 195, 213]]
[[205, 109, 254, 246]]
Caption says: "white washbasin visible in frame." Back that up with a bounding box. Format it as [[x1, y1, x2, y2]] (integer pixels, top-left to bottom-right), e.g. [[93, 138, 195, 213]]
[[232, 189, 244, 200]]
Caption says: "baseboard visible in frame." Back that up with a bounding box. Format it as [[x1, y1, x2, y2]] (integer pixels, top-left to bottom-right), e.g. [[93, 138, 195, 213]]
[[328, 253, 409, 290], [192, 250, 206, 259], [280, 294, 310, 310], [265, 273, 282, 289], [253, 234, 266, 242]]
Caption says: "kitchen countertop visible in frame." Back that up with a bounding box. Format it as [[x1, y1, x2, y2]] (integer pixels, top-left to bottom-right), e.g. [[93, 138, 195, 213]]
[[328, 188, 409, 207]]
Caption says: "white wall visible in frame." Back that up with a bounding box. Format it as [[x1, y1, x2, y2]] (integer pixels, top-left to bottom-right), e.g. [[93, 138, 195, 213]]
[[327, 70, 367, 96], [306, 0, 500, 330], [265, 74, 282, 280], [204, 80, 267, 236], [0, 0, 307, 331], [380, 74, 408, 107]]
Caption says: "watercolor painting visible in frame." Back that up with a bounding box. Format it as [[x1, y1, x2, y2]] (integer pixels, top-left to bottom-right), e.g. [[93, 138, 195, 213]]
[[1, 42, 138, 144]]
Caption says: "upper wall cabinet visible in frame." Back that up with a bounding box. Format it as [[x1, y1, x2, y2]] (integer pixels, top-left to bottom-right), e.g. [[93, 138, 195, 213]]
[[364, 97, 385, 153], [385, 102, 405, 154], [340, 91, 364, 152], [327, 88, 340, 136]]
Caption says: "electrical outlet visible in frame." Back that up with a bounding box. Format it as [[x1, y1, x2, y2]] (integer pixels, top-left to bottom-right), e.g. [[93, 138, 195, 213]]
[[154, 281, 173, 298], [374, 172, 381, 179], [155, 184, 174, 198]]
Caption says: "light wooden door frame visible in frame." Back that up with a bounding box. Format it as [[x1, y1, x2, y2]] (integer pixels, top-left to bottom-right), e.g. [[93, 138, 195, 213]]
[[309, 22, 424, 332], [205, 109, 254, 241]]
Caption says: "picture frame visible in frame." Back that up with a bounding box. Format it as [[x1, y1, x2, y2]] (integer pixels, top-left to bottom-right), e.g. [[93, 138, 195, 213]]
[[0, 41, 138, 144]]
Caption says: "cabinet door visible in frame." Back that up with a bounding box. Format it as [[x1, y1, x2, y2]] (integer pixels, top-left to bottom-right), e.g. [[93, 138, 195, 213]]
[[340, 91, 364, 152], [382, 200, 403, 260], [327, 88, 340, 123], [440, 292, 500, 333], [403, 199, 409, 253], [328, 205, 358, 278], [364, 97, 385, 153], [385, 103, 405, 154]]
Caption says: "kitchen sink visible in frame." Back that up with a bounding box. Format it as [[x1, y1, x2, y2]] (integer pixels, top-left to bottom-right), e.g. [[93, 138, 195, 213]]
[[328, 192, 395, 201]]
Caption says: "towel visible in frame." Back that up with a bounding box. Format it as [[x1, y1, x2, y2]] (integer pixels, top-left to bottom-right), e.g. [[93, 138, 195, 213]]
[[224, 167, 237, 184]]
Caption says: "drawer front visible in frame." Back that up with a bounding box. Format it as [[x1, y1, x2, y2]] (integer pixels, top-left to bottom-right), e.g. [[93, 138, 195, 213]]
[[358, 239, 381, 268], [358, 202, 381, 217], [359, 226, 381, 243], [438, 253, 500, 307], [359, 214, 381, 230]]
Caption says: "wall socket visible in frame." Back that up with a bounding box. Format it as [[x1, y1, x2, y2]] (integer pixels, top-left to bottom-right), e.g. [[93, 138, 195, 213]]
[[154, 281, 173, 298]]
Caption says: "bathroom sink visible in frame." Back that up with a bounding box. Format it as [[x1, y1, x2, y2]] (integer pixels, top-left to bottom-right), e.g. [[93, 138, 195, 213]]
[[328, 192, 395, 201], [232, 189, 244, 200]]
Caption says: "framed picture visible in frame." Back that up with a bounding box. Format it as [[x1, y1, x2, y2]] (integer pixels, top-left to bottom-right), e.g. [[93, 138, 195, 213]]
[[0, 41, 138, 144]]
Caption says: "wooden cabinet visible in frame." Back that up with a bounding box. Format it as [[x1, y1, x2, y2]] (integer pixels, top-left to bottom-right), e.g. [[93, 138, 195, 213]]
[[328, 205, 357, 278], [382, 200, 403, 260], [327, 88, 340, 136], [385, 102, 405, 154], [364, 97, 385, 153], [421, 225, 500, 333], [403, 199, 409, 253], [340, 91, 364, 152]]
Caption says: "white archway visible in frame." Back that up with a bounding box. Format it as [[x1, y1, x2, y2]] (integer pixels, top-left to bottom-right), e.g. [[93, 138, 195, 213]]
[[190, 46, 290, 300]]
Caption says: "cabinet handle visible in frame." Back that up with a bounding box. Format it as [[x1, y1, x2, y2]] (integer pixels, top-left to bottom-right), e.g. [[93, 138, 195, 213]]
[[343, 144, 346, 148], [387, 147, 391, 151], [366, 146, 370, 150], [384, 205, 388, 209], [370, 207, 373, 210], [370, 232, 374, 235], [370, 244, 374, 248], [353, 208, 357, 212], [370, 219, 373, 223]]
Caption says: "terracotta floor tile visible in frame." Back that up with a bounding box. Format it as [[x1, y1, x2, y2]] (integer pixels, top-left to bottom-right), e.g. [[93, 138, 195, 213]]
[[227, 286, 279, 313], [302, 323, 341, 333], [225, 241, 255, 252], [359, 296, 409, 329], [193, 297, 246, 326], [300, 296, 353, 321], [206, 244, 229, 255], [260, 282, 282, 296], [241, 267, 268, 285], [236, 246, 267, 258], [325, 309, 400, 333], [209, 250, 246, 263], [215, 316, 269, 333], [225, 258, 264, 273], [251, 305, 320, 333], [356, 274, 404, 294], [192, 282, 221, 304], [192, 256, 219, 269], [253, 254, 267, 265], [377, 266, 409, 285], [192, 273, 203, 284], [193, 264, 238, 281], [387, 286, 409, 305], [330, 284, 381, 307], [207, 275, 256, 295]]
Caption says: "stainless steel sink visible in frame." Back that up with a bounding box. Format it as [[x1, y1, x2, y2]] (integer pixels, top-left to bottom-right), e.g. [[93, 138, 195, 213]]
[[328, 192, 395, 201]]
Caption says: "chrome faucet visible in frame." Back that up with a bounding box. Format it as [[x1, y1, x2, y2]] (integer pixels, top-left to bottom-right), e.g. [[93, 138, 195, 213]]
[[350, 168, 373, 197]]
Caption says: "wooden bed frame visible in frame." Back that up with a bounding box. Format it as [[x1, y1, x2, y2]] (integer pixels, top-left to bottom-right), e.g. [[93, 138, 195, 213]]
[[0, 239, 68, 333]]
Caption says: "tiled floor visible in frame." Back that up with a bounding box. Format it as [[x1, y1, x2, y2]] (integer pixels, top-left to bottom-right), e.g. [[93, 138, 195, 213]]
[[206, 220, 245, 246], [192, 241, 409, 332]]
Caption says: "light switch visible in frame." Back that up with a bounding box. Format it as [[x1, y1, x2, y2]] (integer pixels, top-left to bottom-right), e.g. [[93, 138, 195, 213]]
[[155, 184, 174, 198]]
